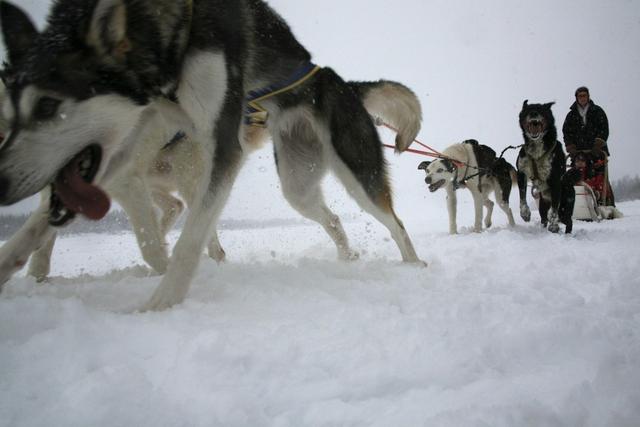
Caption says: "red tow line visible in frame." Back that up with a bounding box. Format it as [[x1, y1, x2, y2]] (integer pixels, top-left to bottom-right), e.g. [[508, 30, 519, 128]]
[[377, 120, 465, 167]]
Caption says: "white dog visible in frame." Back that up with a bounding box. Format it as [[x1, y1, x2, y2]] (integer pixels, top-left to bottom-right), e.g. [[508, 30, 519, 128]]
[[418, 140, 516, 234], [0, 85, 238, 284]]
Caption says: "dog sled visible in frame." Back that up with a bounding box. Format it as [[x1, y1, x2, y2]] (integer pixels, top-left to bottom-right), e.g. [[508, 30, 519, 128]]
[[568, 152, 622, 221], [572, 181, 622, 221]]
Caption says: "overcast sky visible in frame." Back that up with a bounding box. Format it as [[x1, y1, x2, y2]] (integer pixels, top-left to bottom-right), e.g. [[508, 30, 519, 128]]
[[2, 0, 639, 217]]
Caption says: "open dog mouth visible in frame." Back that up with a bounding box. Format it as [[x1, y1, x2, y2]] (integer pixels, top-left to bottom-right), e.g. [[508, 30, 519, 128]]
[[525, 119, 545, 140], [428, 179, 446, 192], [48, 144, 110, 226]]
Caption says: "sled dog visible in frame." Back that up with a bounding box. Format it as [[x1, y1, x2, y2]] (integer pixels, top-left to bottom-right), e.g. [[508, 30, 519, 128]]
[[0, 76, 419, 286], [0, 1, 422, 309], [418, 140, 516, 234], [516, 101, 574, 233], [0, 77, 231, 284]]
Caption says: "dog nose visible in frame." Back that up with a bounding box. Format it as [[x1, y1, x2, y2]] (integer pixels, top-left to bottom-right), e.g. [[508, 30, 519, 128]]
[[425, 176, 432, 185]]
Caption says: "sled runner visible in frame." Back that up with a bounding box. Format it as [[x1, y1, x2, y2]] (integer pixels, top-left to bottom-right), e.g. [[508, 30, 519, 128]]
[[573, 183, 602, 221]]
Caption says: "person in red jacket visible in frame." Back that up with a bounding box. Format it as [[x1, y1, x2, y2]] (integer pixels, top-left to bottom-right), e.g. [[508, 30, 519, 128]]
[[574, 152, 604, 194]]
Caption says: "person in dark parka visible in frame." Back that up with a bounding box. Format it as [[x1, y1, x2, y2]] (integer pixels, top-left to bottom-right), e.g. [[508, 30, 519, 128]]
[[563, 86, 615, 206], [562, 86, 610, 157]]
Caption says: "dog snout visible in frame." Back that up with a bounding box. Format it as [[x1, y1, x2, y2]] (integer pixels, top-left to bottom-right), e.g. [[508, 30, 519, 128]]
[[425, 176, 432, 185]]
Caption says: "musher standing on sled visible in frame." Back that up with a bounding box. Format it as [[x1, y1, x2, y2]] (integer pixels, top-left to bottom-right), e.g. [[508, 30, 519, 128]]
[[562, 86, 615, 206]]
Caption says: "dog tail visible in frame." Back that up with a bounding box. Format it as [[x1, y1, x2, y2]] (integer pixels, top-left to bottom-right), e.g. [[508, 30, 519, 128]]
[[492, 157, 518, 184], [348, 80, 422, 152], [510, 167, 518, 185]]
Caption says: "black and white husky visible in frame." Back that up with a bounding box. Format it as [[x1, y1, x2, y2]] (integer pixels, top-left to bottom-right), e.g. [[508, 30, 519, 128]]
[[0, 77, 420, 286], [516, 101, 574, 233], [418, 140, 516, 234], [0, 0, 423, 310]]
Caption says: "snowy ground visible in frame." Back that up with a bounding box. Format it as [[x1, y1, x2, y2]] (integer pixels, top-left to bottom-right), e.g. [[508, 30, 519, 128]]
[[1, 198, 640, 427]]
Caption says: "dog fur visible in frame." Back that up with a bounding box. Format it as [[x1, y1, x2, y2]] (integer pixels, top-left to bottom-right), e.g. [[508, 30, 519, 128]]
[[419, 140, 516, 234], [516, 101, 574, 233], [0, 0, 423, 309]]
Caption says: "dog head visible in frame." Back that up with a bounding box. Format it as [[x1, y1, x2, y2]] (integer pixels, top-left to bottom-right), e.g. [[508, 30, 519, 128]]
[[418, 158, 456, 192], [519, 100, 557, 144], [0, 0, 190, 223]]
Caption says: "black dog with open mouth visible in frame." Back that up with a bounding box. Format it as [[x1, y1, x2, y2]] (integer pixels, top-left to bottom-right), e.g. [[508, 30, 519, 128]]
[[516, 101, 574, 233]]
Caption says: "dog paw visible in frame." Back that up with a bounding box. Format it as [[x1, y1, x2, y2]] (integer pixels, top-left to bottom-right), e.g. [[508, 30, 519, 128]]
[[140, 281, 187, 312], [520, 205, 531, 222], [339, 250, 360, 262], [548, 222, 560, 233], [407, 259, 428, 268], [141, 248, 169, 275], [208, 247, 227, 263]]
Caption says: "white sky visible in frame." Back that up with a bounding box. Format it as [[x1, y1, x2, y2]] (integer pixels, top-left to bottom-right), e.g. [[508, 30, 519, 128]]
[[2, 0, 639, 217]]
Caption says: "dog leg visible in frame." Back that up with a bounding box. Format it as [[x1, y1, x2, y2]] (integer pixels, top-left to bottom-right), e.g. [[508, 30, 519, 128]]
[[483, 197, 494, 229], [538, 198, 550, 228], [142, 78, 246, 310], [151, 190, 184, 238], [166, 137, 226, 263], [446, 187, 458, 235], [143, 140, 244, 311], [273, 121, 357, 261], [497, 198, 515, 227], [332, 155, 420, 263], [27, 231, 57, 282], [324, 140, 426, 264], [111, 174, 169, 274], [471, 191, 485, 232], [517, 171, 531, 222], [547, 209, 560, 233], [559, 173, 575, 234], [0, 200, 56, 289], [206, 230, 226, 263]]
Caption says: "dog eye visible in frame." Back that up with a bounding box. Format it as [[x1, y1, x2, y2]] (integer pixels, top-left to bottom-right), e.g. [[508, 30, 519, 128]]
[[33, 97, 62, 121], [437, 168, 443, 173]]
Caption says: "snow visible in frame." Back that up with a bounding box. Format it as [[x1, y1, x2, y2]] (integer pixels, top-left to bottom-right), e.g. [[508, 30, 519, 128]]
[[1, 1, 640, 425], [1, 197, 640, 426]]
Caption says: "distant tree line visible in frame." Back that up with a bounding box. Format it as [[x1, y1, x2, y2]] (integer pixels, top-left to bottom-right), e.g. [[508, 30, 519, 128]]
[[0, 209, 309, 241], [612, 175, 640, 202], [1, 176, 638, 240], [0, 210, 134, 240]]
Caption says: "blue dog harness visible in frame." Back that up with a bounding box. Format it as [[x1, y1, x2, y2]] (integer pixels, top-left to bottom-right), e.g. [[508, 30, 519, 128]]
[[165, 62, 320, 147], [244, 62, 321, 127]]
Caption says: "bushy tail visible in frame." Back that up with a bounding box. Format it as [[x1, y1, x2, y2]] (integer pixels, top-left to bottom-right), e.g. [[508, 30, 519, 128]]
[[348, 80, 422, 152]]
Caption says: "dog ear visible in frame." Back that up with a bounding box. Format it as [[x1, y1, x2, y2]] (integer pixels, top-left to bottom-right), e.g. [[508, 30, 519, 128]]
[[418, 161, 431, 170], [86, 0, 131, 63], [544, 102, 555, 109], [0, 1, 39, 65], [522, 100, 529, 109], [442, 159, 455, 172]]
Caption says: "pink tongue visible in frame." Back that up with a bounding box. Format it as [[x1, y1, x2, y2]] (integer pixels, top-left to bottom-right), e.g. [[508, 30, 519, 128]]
[[55, 158, 110, 220]]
